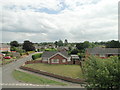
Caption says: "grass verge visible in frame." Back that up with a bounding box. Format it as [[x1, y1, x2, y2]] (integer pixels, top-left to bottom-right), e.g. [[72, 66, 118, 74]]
[[24, 63, 84, 79], [12, 70, 67, 85]]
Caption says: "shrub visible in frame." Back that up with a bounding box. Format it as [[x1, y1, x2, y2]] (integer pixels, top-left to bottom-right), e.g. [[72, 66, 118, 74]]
[[27, 51, 35, 54], [77, 53, 85, 59], [2, 51, 10, 54], [70, 49, 79, 54], [82, 56, 120, 89], [32, 53, 42, 60], [45, 48, 57, 51]]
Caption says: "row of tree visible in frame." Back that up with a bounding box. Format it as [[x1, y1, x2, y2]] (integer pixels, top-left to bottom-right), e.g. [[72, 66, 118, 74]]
[[10, 40, 35, 51], [10, 40, 120, 52], [54, 39, 68, 47]]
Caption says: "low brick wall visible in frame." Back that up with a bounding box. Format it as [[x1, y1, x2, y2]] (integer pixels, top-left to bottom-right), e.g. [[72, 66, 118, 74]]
[[20, 66, 85, 84], [25, 60, 81, 65]]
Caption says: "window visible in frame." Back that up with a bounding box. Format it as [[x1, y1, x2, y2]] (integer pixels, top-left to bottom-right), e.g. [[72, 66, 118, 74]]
[[62, 59, 66, 63], [52, 59, 59, 63]]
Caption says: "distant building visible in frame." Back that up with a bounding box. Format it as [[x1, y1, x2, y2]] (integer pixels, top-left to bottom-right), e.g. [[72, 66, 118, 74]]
[[86, 47, 120, 59], [0, 43, 10, 52], [41, 51, 80, 65], [57, 46, 69, 51], [41, 51, 71, 64]]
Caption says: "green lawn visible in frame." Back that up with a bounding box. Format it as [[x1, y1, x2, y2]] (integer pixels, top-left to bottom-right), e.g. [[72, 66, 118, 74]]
[[35, 58, 42, 61], [24, 63, 84, 79], [13, 70, 67, 85], [1, 59, 13, 64]]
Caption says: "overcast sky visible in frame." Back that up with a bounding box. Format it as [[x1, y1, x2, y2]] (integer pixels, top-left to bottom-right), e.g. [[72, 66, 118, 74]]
[[0, 0, 119, 43]]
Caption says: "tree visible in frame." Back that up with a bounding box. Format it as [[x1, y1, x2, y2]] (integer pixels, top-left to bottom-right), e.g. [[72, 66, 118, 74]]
[[54, 41, 58, 48], [76, 41, 91, 52], [10, 41, 19, 47], [82, 56, 120, 89], [76, 43, 84, 50], [57, 40, 63, 47], [106, 40, 120, 48], [64, 39, 68, 46], [70, 49, 79, 54], [23, 40, 35, 51]]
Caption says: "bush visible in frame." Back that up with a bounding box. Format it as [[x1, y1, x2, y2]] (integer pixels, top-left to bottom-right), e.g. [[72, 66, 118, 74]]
[[32, 53, 42, 60], [77, 53, 85, 59], [82, 56, 120, 89], [45, 48, 57, 51], [20, 53, 26, 56], [27, 51, 35, 54], [2, 51, 10, 54], [70, 49, 79, 54]]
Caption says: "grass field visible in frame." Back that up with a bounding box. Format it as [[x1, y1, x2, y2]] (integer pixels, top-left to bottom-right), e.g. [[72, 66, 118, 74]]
[[1, 59, 13, 64], [13, 70, 67, 85], [24, 63, 84, 79]]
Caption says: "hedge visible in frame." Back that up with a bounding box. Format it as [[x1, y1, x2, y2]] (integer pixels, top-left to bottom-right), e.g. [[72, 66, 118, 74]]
[[32, 53, 42, 60]]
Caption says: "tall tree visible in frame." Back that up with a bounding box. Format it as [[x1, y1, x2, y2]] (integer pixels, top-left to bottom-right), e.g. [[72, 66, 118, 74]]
[[64, 39, 68, 46], [76, 41, 91, 51], [10, 41, 19, 47], [54, 41, 58, 48], [23, 40, 35, 51], [106, 40, 120, 48], [57, 40, 63, 47]]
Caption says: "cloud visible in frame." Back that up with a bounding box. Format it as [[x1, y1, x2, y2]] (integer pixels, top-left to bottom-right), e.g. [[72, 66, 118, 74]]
[[1, 0, 119, 43]]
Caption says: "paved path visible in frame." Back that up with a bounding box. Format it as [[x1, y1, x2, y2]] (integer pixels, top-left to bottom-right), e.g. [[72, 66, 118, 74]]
[[1, 53, 85, 88]]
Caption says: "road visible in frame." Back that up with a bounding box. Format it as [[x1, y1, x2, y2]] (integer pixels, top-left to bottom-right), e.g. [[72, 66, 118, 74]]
[[1, 53, 85, 88]]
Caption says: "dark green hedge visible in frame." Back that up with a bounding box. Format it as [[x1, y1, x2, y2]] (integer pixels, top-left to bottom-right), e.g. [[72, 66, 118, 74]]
[[32, 53, 42, 60]]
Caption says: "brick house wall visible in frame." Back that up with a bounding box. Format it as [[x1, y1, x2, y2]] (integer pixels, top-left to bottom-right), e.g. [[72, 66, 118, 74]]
[[42, 61, 48, 63], [49, 54, 68, 64]]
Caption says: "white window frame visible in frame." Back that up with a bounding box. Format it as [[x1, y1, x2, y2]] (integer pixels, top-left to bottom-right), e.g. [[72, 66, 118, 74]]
[[62, 59, 66, 63], [51, 59, 59, 63]]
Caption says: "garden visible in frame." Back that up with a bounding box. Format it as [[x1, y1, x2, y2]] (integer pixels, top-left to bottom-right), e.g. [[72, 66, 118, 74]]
[[13, 70, 67, 85], [24, 63, 84, 79]]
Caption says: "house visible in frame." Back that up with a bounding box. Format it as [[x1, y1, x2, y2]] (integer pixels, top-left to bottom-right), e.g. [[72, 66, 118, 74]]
[[0, 43, 10, 52], [41, 51, 71, 64], [34, 45, 42, 51], [86, 47, 120, 59], [57, 46, 69, 51]]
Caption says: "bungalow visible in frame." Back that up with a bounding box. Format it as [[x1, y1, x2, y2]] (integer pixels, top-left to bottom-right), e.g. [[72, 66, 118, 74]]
[[86, 47, 120, 59], [41, 51, 71, 64], [41, 51, 81, 65]]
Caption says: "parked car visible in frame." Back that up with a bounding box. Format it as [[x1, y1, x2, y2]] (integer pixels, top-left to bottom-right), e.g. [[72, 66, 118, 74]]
[[4, 56, 11, 59]]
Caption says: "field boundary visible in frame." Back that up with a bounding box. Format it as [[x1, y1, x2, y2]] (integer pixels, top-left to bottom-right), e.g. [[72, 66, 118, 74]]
[[20, 66, 85, 84]]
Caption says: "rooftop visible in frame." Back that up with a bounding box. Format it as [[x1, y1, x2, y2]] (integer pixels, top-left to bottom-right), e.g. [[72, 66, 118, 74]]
[[86, 47, 120, 54]]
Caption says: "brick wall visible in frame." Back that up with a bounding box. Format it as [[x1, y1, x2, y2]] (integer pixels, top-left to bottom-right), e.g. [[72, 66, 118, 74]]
[[25, 60, 81, 65], [25, 60, 42, 64], [49, 54, 68, 64], [20, 66, 85, 84]]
